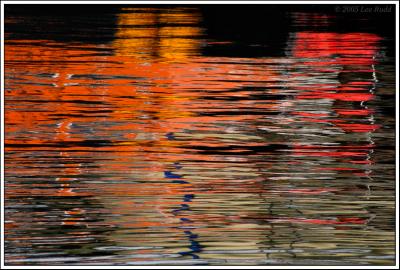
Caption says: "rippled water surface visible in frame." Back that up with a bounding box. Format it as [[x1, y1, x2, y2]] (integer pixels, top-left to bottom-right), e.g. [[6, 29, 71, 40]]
[[4, 5, 396, 266]]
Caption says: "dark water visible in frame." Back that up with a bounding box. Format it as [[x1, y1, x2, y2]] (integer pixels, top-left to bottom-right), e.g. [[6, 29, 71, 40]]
[[4, 5, 396, 266]]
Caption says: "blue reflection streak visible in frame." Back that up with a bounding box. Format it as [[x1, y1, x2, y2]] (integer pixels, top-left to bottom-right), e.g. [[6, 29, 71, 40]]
[[164, 158, 203, 261]]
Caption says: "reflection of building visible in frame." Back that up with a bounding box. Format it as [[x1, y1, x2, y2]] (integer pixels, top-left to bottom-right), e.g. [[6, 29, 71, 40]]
[[289, 31, 380, 170], [5, 7, 394, 265]]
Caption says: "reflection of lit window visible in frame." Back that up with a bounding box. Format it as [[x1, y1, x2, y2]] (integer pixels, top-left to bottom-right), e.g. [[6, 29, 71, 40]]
[[113, 9, 158, 58], [113, 8, 202, 62]]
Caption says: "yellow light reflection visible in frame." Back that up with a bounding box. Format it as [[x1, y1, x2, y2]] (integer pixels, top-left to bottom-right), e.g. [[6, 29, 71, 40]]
[[113, 8, 202, 62]]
